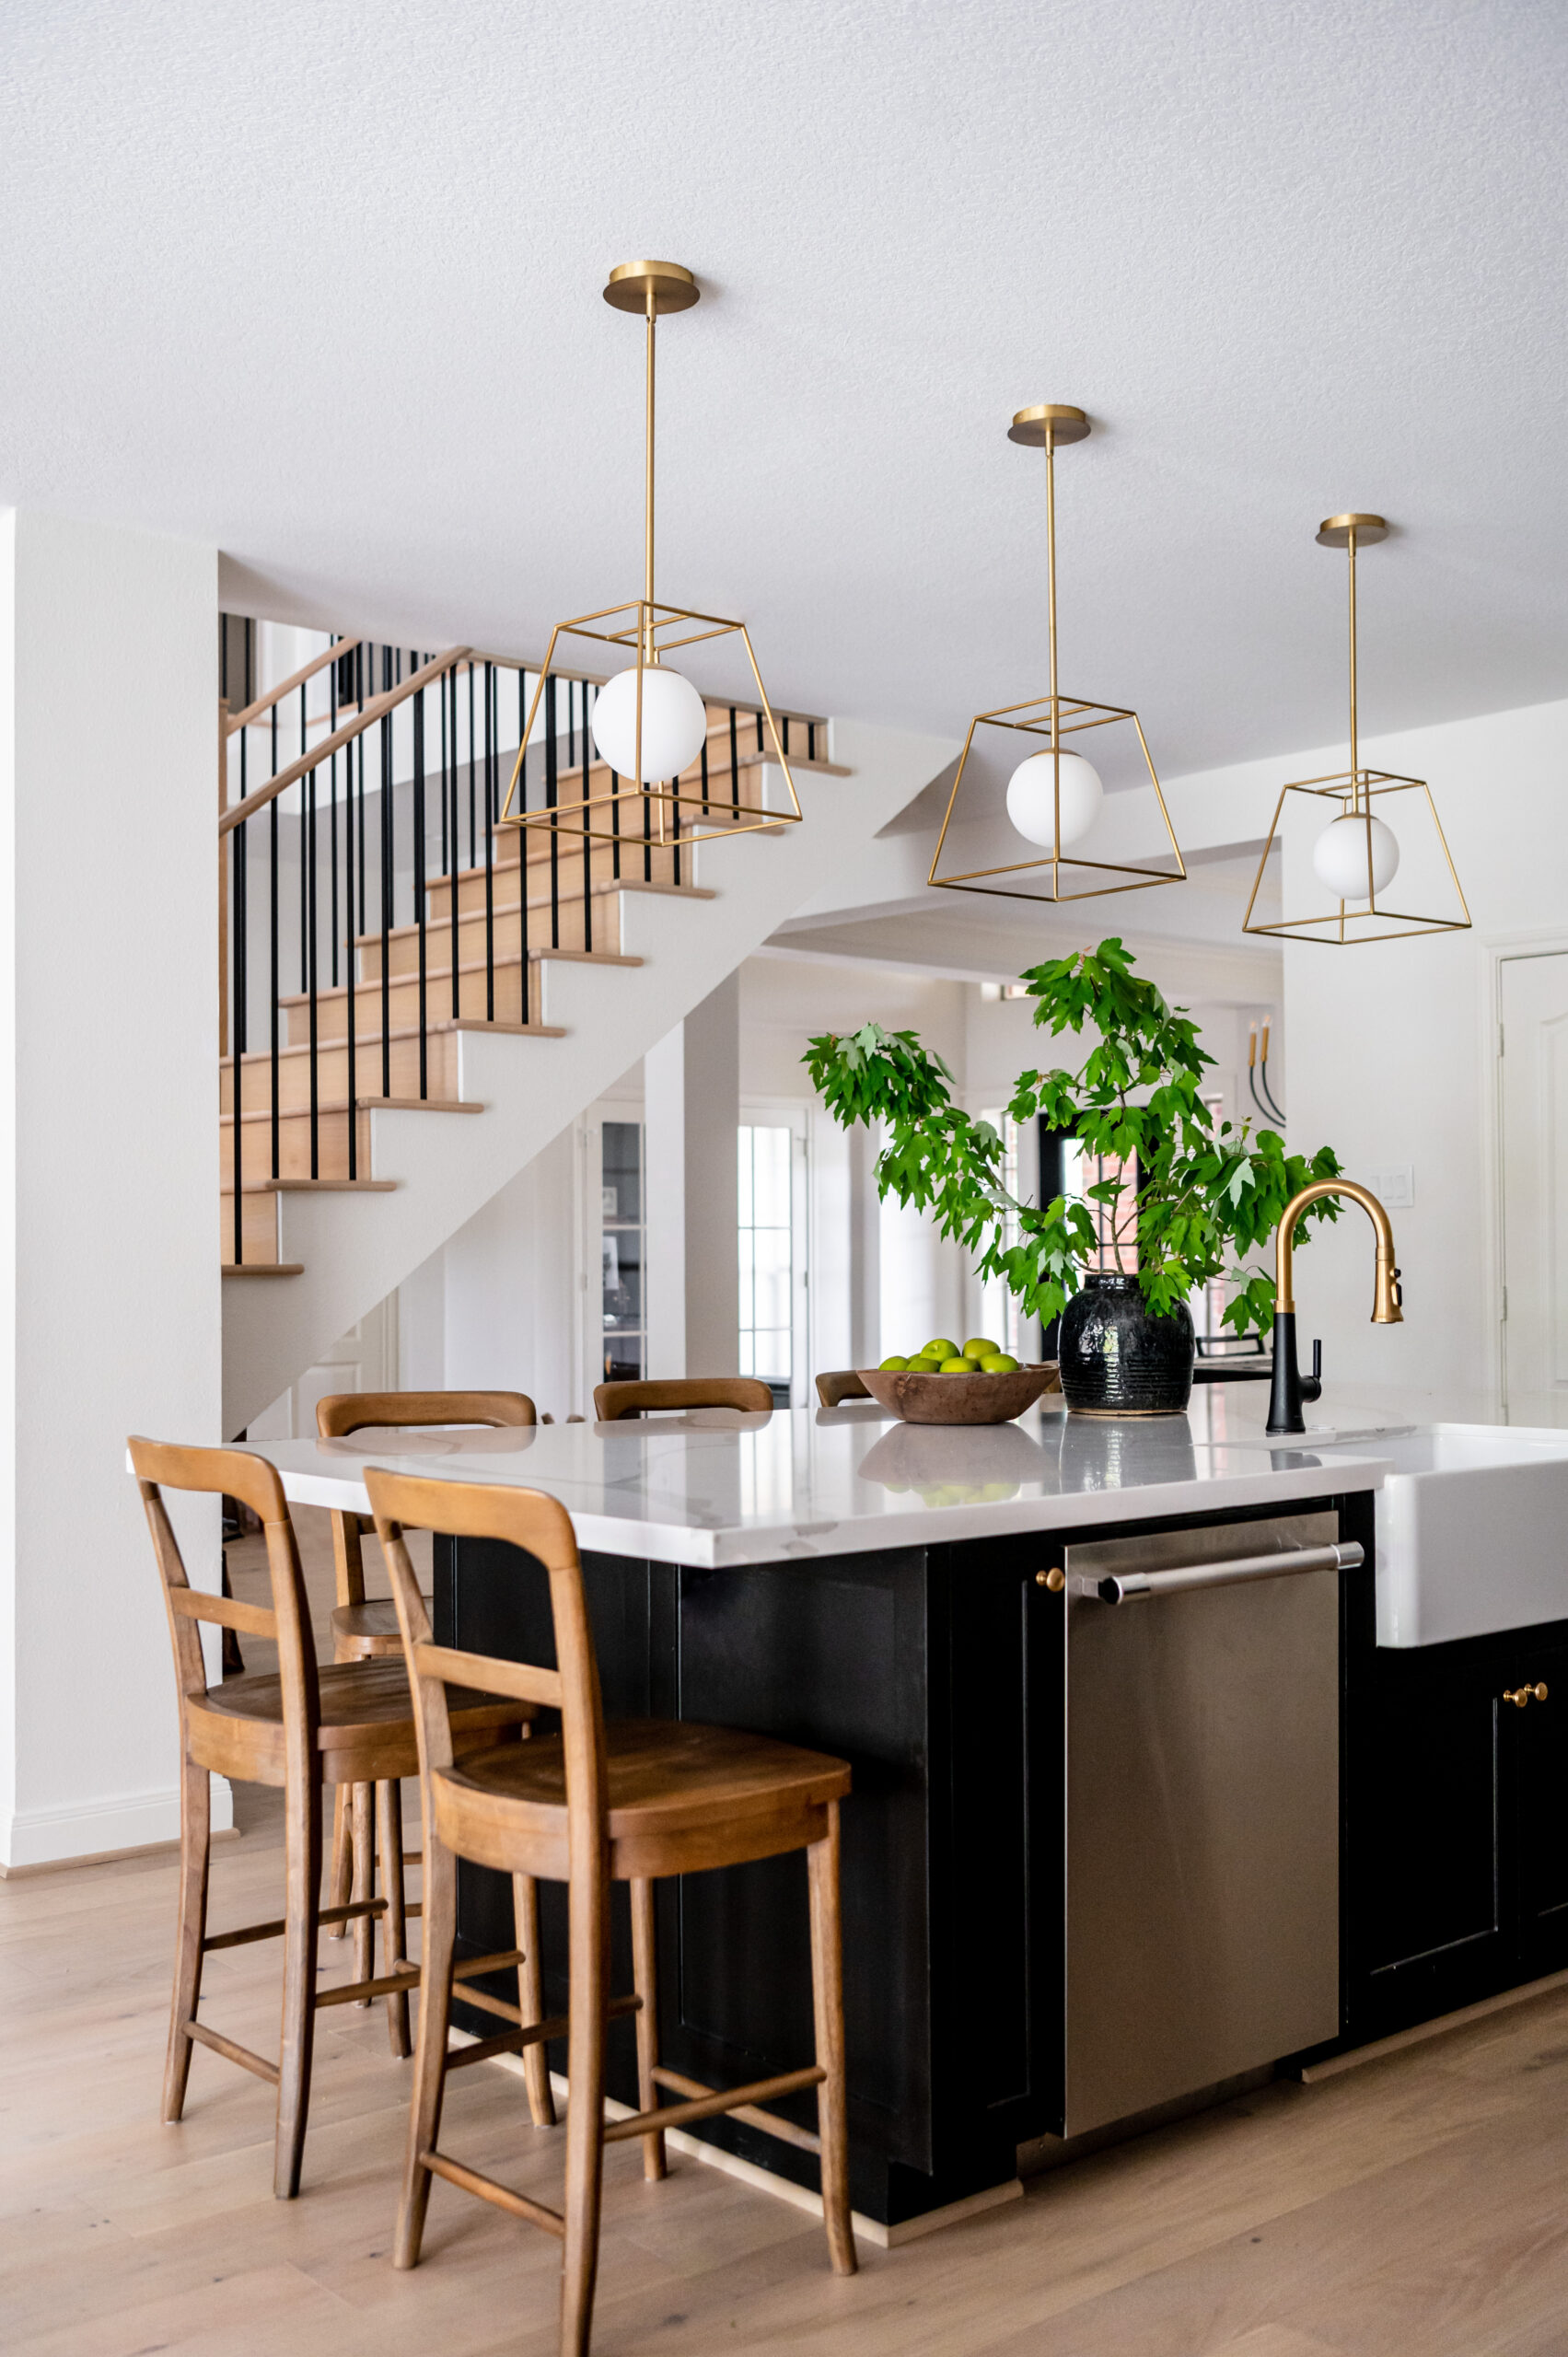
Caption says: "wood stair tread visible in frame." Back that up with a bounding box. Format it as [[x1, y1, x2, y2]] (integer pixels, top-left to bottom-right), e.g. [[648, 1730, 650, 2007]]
[[222, 1263, 305, 1277], [224, 1097, 484, 1126], [220, 1179, 399, 1197], [222, 1018, 564, 1069], [276, 948, 639, 1011]]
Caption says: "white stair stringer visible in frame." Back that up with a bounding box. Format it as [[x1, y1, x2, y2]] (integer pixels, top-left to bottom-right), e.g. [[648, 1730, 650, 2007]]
[[223, 717, 960, 1434]]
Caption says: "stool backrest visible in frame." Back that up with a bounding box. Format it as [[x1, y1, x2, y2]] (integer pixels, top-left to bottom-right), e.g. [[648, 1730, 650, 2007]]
[[315, 1391, 537, 1608], [593, 1376, 773, 1422], [814, 1370, 871, 1407], [364, 1470, 606, 1884], [128, 1438, 319, 1770], [316, 1390, 536, 1437]]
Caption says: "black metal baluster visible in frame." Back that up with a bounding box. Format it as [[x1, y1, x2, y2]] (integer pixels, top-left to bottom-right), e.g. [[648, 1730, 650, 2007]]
[[581, 684, 592, 953], [468, 662, 477, 870], [330, 657, 340, 990], [545, 674, 561, 949], [642, 747, 653, 884], [807, 720, 817, 762], [483, 662, 495, 1021], [269, 779, 280, 1185], [449, 668, 461, 1019], [307, 764, 319, 1178], [232, 735, 249, 1264], [517, 669, 529, 1004], [729, 705, 740, 819], [380, 672, 393, 1101], [298, 684, 308, 997], [700, 712, 711, 819], [783, 714, 791, 760], [414, 684, 427, 1099]]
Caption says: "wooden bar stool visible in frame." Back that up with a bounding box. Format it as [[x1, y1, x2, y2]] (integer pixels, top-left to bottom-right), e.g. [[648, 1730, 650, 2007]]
[[130, 1437, 532, 2197], [365, 1466, 856, 2357], [592, 1376, 773, 1421], [315, 1388, 539, 2071]]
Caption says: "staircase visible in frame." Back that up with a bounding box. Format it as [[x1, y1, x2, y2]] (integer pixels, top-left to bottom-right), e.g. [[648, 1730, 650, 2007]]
[[218, 629, 959, 1434]]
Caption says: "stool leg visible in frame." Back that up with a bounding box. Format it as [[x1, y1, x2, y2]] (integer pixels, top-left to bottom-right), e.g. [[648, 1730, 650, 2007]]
[[807, 1800, 856, 2276], [629, 1877, 666, 2181], [351, 1782, 376, 2002], [162, 1757, 210, 2122], [325, 1783, 352, 1939], [559, 1854, 609, 2357], [396, 1833, 456, 2270], [275, 1767, 322, 2200], [513, 1872, 557, 2128], [377, 1780, 411, 2059]]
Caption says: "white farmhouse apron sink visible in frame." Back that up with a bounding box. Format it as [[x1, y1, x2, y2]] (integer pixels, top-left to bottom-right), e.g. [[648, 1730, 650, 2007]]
[[1310, 1423, 1568, 1645]]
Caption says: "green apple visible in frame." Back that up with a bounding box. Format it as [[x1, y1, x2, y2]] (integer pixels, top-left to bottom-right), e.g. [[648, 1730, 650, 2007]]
[[940, 1355, 981, 1373], [923, 1338, 958, 1361], [962, 1337, 1000, 1361], [980, 1353, 1020, 1374], [878, 1354, 910, 1371]]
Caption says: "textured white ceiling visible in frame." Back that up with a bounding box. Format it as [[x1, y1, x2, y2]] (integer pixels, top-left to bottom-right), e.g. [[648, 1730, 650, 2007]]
[[4, 0, 1566, 775]]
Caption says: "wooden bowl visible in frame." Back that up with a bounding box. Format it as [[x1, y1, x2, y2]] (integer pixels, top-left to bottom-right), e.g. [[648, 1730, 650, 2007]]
[[856, 1364, 1060, 1426]]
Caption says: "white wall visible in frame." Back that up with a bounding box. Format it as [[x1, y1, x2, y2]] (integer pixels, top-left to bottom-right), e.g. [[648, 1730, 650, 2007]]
[[1168, 695, 1568, 1405], [402, 1120, 587, 1422], [0, 512, 221, 1868]]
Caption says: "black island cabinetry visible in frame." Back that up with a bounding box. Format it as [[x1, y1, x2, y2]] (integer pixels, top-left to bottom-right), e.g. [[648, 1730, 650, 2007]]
[[438, 1486, 1407, 2231]]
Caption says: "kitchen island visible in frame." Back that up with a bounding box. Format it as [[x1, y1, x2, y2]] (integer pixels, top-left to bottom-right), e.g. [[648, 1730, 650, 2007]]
[[251, 1398, 1392, 2236]]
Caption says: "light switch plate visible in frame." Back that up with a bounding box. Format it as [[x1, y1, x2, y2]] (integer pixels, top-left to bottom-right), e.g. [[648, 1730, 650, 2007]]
[[1363, 1163, 1414, 1209]]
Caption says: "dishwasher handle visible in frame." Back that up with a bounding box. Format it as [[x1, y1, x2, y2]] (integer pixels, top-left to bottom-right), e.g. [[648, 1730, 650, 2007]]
[[1085, 1539, 1364, 1605]]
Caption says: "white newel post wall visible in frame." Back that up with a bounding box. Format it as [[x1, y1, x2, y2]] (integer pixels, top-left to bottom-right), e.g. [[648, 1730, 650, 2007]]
[[645, 973, 740, 1382], [0, 511, 222, 1869]]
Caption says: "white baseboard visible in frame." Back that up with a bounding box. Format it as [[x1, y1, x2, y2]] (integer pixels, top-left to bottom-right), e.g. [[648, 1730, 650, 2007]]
[[473, 2045, 1023, 2248], [0, 1777, 233, 1873]]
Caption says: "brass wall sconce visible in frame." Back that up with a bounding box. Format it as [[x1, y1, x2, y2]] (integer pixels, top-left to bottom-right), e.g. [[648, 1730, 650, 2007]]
[[498, 261, 801, 853], [929, 403, 1185, 906], [1242, 516, 1469, 946]]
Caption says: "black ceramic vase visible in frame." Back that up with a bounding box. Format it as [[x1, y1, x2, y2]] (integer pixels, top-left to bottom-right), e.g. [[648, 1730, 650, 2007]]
[[1057, 1271, 1194, 1416]]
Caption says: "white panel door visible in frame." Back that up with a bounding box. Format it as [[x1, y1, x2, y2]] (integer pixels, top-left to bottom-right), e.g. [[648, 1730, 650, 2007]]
[[1501, 953, 1568, 1422]]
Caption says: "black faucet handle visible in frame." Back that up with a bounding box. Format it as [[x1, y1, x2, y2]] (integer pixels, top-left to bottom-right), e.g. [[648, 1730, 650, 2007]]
[[1301, 1338, 1323, 1403]]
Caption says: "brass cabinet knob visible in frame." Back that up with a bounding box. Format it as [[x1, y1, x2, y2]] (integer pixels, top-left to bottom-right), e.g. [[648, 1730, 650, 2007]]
[[1036, 1568, 1065, 1592], [1504, 1682, 1550, 1708]]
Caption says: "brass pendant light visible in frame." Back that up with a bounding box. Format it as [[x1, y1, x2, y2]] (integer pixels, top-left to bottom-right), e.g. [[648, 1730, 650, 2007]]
[[498, 261, 801, 852], [929, 404, 1185, 905], [1242, 516, 1469, 944]]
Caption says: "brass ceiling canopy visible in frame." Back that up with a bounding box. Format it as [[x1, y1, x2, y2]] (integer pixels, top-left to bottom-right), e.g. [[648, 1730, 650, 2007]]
[[498, 259, 800, 853], [1242, 515, 1469, 946], [928, 405, 1185, 907]]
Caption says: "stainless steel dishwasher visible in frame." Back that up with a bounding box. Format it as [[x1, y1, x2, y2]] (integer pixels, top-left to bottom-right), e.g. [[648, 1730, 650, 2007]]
[[1062, 1509, 1359, 2137]]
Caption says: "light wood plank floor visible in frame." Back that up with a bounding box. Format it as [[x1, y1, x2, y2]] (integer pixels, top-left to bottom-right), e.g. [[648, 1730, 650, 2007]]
[[6, 1513, 1568, 2352]]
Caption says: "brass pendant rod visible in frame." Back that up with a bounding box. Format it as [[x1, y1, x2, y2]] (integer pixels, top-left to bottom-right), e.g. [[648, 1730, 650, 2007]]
[[644, 291, 656, 661], [1046, 423, 1059, 751], [1347, 522, 1359, 810]]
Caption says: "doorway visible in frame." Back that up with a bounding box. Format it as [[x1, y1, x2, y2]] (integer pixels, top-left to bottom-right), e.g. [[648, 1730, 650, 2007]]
[[1500, 952, 1568, 1423]]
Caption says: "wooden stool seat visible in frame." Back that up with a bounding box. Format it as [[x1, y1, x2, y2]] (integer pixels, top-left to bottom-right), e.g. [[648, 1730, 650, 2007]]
[[436, 1719, 851, 1881], [193, 1657, 520, 1782], [330, 1596, 428, 1658]]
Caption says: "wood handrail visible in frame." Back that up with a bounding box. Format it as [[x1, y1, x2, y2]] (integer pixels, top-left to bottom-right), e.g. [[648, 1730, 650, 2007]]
[[226, 637, 361, 735], [219, 647, 469, 835], [218, 641, 832, 836]]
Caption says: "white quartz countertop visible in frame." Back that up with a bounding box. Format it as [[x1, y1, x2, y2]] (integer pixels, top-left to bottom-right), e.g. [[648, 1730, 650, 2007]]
[[236, 1386, 1390, 1570]]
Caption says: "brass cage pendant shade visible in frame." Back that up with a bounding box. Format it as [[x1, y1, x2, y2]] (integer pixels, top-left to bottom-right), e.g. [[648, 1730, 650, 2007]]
[[498, 261, 804, 857], [929, 404, 1186, 906], [1242, 516, 1469, 946]]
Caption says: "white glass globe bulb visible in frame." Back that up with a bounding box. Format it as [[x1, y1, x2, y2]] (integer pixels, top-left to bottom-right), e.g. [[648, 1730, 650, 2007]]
[[1312, 811, 1400, 902], [1005, 749, 1103, 852], [590, 665, 708, 784]]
